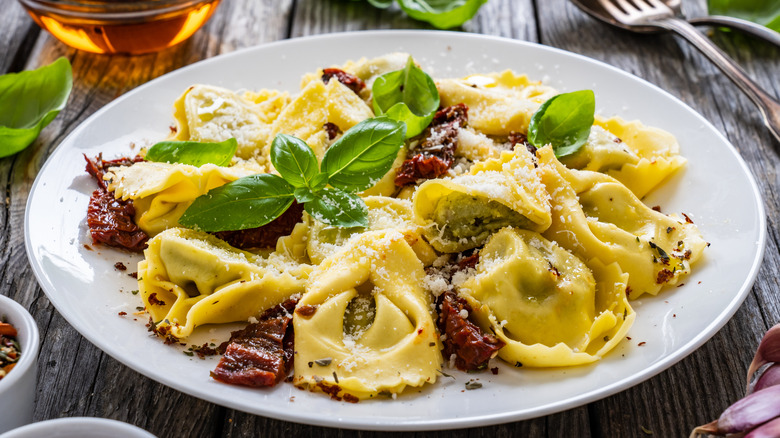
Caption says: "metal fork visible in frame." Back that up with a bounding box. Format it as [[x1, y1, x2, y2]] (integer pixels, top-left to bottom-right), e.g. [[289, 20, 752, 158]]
[[598, 0, 780, 143]]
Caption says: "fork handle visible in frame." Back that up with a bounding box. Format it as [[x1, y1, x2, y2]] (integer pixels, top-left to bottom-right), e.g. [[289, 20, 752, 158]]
[[657, 16, 780, 143]]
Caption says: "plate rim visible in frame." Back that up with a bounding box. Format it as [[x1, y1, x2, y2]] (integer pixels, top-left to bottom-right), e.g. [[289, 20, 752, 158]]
[[23, 29, 767, 430]]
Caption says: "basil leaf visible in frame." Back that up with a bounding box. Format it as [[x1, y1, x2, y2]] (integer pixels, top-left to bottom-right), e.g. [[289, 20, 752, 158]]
[[367, 0, 394, 7], [145, 138, 237, 167], [179, 174, 295, 232], [396, 0, 488, 29], [372, 56, 440, 138], [294, 187, 316, 204], [321, 117, 406, 192], [0, 57, 72, 158], [310, 172, 329, 192], [708, 0, 780, 31], [305, 188, 368, 228], [528, 90, 595, 158], [270, 134, 319, 189]]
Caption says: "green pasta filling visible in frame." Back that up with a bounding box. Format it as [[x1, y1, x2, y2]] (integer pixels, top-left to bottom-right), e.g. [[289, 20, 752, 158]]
[[431, 192, 530, 250]]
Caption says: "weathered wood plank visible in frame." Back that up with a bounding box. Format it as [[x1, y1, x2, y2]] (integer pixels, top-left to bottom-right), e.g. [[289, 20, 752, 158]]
[[0, 1, 39, 74], [537, 0, 780, 437]]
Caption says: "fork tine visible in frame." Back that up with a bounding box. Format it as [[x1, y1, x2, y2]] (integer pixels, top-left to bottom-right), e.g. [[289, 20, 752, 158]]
[[615, 0, 638, 14], [598, 0, 628, 18], [646, 0, 672, 11]]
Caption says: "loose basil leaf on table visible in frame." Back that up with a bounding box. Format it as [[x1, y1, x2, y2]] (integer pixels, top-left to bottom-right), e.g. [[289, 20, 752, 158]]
[[271, 133, 319, 189], [396, 0, 488, 29], [179, 174, 295, 232], [305, 188, 369, 228], [372, 56, 440, 138], [321, 116, 406, 192], [708, 0, 780, 32], [0, 57, 72, 158], [367, 0, 394, 7], [528, 90, 595, 158], [145, 138, 237, 167]]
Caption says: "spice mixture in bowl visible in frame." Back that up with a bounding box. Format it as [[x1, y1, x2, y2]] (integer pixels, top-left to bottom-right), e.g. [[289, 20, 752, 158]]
[[0, 295, 40, 434]]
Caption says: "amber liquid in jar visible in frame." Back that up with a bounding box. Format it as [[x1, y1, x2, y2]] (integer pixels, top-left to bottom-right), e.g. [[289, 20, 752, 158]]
[[20, 0, 221, 55]]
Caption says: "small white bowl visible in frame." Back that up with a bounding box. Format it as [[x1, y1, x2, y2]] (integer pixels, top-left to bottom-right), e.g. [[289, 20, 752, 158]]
[[0, 295, 39, 435], [0, 417, 157, 438]]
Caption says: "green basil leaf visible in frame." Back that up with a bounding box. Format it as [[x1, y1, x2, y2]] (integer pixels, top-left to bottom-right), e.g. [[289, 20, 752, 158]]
[[270, 134, 319, 189], [294, 187, 316, 204], [305, 188, 368, 228], [0, 57, 72, 158], [708, 0, 780, 31], [179, 174, 295, 232], [528, 90, 595, 158], [145, 138, 237, 167], [321, 117, 406, 192], [372, 56, 439, 138], [367, 0, 394, 7], [310, 172, 329, 192], [396, 0, 488, 29]]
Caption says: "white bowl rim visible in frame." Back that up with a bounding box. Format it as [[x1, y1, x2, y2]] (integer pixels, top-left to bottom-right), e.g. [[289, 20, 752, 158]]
[[0, 295, 40, 393], [0, 417, 157, 438]]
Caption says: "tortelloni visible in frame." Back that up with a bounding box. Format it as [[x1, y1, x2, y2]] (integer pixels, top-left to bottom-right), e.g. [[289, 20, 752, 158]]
[[414, 147, 551, 253], [293, 231, 442, 400], [304, 196, 436, 265], [139, 228, 309, 339], [537, 146, 707, 299], [436, 70, 557, 136], [457, 228, 634, 367], [105, 161, 262, 236], [559, 117, 686, 198], [171, 84, 286, 163]]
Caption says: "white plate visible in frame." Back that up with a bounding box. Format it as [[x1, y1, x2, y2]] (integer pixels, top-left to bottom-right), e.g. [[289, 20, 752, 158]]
[[24, 30, 765, 430]]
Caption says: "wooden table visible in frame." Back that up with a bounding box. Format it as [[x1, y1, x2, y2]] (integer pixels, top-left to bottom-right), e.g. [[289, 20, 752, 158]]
[[2, 0, 779, 436]]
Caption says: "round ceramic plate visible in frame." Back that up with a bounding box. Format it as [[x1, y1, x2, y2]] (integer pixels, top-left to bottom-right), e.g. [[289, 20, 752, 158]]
[[24, 31, 765, 430]]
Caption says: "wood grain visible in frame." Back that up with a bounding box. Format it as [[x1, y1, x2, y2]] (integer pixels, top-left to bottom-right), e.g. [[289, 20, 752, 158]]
[[1, 0, 778, 436]]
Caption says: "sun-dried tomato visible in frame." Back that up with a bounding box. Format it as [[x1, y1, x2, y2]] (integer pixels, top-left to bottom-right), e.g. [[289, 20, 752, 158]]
[[84, 154, 149, 252], [213, 202, 304, 250], [322, 68, 366, 95], [87, 189, 149, 252], [211, 299, 298, 388], [437, 291, 504, 372], [394, 103, 468, 187]]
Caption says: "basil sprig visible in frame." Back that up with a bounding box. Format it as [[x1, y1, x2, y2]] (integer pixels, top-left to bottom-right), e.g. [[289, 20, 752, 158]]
[[528, 90, 595, 158], [351, 0, 487, 28], [145, 138, 238, 167], [180, 116, 406, 231], [372, 56, 440, 139], [0, 57, 72, 158]]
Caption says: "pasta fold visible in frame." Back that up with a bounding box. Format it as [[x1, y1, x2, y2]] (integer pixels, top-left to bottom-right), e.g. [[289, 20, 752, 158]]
[[458, 228, 634, 367], [414, 147, 551, 252], [538, 146, 706, 299], [293, 231, 442, 400], [138, 228, 309, 339]]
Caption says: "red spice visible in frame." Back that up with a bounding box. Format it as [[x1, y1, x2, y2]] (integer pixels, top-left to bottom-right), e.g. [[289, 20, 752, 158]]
[[324, 122, 341, 140], [295, 304, 319, 318], [638, 342, 646, 346], [114, 262, 127, 271], [682, 213, 694, 224], [394, 104, 468, 186], [213, 202, 304, 250], [656, 269, 674, 284], [147, 293, 166, 306], [118, 311, 127, 316], [321, 68, 366, 95]]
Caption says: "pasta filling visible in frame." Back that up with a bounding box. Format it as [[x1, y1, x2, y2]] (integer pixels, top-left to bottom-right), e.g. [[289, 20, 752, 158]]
[[429, 192, 531, 249]]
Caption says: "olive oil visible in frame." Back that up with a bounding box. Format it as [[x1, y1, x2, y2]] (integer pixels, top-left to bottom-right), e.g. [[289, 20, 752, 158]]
[[19, 0, 221, 55]]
